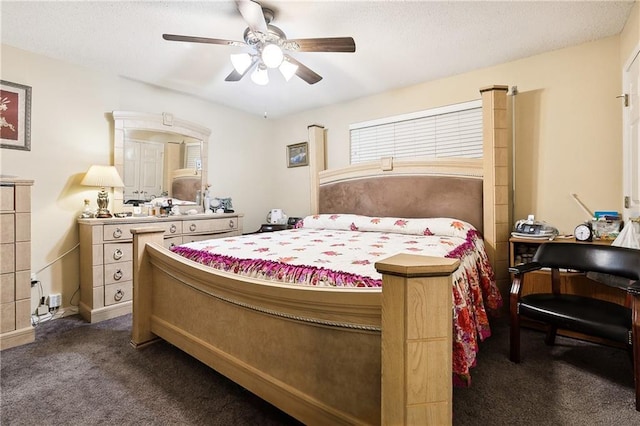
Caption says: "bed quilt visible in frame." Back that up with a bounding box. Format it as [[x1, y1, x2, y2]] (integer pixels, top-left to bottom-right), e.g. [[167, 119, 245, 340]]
[[173, 214, 503, 385]]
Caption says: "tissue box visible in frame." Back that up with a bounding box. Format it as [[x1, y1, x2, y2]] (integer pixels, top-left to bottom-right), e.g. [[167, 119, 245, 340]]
[[591, 219, 623, 240]]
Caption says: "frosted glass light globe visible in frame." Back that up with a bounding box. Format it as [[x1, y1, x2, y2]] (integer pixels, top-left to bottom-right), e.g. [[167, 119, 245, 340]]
[[251, 66, 269, 85], [261, 43, 284, 68]]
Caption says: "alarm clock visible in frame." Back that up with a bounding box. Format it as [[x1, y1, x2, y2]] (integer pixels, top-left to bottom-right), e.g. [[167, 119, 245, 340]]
[[574, 222, 593, 242]]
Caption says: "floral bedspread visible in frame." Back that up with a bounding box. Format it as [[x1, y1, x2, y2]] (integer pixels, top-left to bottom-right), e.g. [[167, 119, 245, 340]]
[[172, 214, 503, 385]]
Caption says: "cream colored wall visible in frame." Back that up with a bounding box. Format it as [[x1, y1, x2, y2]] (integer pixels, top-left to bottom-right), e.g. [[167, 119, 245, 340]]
[[271, 36, 623, 238], [0, 45, 274, 314]]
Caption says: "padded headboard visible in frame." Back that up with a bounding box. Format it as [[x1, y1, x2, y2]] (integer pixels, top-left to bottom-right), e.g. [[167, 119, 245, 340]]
[[171, 176, 200, 203], [318, 159, 484, 233]]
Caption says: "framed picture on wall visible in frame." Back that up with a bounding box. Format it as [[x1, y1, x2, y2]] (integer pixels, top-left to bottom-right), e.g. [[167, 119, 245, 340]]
[[287, 142, 308, 168], [0, 80, 32, 151]]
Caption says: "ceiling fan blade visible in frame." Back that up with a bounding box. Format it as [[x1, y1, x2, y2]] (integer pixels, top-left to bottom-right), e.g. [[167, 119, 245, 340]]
[[225, 59, 258, 82], [163, 33, 244, 47], [285, 56, 322, 85], [236, 0, 268, 34], [224, 69, 245, 82], [286, 37, 356, 53]]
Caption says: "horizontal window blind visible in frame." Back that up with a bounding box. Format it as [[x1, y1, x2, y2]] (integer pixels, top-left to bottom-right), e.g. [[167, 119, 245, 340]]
[[350, 99, 482, 164], [184, 143, 201, 169]]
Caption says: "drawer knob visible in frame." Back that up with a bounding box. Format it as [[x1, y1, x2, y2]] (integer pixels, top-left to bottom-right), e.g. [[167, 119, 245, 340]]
[[170, 224, 177, 234], [229, 219, 234, 229], [189, 223, 197, 232], [113, 249, 123, 260], [113, 269, 123, 281], [114, 289, 124, 302], [113, 228, 123, 238]]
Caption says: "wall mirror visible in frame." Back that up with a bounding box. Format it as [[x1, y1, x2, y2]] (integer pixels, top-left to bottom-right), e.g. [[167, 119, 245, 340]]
[[112, 111, 210, 213]]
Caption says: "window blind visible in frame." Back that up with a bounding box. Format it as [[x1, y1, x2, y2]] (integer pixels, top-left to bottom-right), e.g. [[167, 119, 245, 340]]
[[184, 143, 201, 169], [350, 99, 482, 164]]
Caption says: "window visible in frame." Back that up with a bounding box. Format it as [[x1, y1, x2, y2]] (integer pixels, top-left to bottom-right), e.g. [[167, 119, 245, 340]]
[[350, 99, 482, 164], [183, 142, 201, 169]]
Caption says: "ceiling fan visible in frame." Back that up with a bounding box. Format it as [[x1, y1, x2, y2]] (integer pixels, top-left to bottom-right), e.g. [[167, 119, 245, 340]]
[[162, 0, 356, 85]]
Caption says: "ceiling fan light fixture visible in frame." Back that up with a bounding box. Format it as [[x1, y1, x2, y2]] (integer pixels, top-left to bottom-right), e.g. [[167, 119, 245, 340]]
[[279, 59, 298, 81], [251, 65, 269, 85], [230, 53, 253, 74], [261, 43, 284, 68]]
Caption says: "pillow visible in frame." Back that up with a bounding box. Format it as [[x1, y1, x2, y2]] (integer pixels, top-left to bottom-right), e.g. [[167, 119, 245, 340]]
[[301, 214, 475, 238], [300, 214, 360, 230]]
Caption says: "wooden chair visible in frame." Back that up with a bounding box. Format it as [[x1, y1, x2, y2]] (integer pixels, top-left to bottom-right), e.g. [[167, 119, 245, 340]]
[[509, 242, 640, 410]]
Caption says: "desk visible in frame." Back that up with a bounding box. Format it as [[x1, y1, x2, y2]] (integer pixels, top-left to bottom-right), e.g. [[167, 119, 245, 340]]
[[510, 236, 626, 345], [510, 236, 620, 302]]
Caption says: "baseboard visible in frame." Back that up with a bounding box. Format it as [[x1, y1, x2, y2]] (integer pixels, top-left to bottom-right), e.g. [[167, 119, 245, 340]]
[[79, 301, 132, 323], [0, 326, 35, 350]]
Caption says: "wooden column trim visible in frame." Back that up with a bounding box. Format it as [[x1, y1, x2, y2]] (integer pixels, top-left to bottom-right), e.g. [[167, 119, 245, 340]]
[[308, 124, 326, 215], [376, 254, 459, 425], [480, 85, 511, 298]]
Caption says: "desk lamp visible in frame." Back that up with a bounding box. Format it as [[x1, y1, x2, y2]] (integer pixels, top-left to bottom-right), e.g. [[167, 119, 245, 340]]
[[81, 165, 124, 218]]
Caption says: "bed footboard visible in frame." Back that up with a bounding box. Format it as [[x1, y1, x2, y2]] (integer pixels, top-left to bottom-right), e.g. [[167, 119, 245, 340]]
[[131, 228, 457, 425]]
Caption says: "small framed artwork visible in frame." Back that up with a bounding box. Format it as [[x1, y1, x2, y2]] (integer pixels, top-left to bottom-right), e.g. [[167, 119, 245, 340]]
[[287, 142, 308, 168], [0, 80, 32, 151]]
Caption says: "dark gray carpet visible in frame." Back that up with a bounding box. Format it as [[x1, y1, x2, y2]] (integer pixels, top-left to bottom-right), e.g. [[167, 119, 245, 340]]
[[1, 315, 301, 425], [453, 321, 638, 425], [1, 314, 639, 425]]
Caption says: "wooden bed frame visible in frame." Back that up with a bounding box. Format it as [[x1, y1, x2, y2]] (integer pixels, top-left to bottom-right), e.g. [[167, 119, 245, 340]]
[[130, 86, 509, 425]]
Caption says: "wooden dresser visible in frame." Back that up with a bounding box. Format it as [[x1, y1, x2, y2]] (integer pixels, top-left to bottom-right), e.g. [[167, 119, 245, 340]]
[[78, 213, 243, 323], [0, 177, 34, 350]]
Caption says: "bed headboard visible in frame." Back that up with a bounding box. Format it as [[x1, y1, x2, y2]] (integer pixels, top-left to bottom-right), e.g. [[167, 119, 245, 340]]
[[319, 159, 484, 232], [312, 85, 510, 300]]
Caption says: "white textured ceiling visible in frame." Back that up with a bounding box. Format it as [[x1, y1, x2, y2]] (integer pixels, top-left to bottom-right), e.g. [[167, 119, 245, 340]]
[[1, 1, 635, 118]]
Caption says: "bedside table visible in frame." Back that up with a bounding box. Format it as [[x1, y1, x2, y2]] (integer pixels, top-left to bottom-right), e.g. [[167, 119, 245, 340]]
[[257, 223, 290, 233]]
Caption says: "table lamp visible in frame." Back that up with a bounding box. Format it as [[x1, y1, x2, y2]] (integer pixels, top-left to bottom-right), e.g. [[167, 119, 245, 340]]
[[81, 165, 124, 218]]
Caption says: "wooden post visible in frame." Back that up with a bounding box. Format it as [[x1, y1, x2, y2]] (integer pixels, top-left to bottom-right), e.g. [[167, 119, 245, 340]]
[[308, 124, 326, 215], [130, 227, 164, 348], [480, 85, 511, 300], [376, 254, 459, 425]]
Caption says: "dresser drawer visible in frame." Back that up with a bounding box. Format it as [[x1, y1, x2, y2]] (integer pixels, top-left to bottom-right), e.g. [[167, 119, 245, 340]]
[[0, 273, 14, 304], [0, 244, 14, 274], [104, 281, 132, 306], [183, 233, 229, 244], [103, 221, 182, 241], [0, 186, 14, 212], [103, 243, 132, 264], [0, 301, 15, 333], [103, 223, 135, 241], [104, 261, 132, 285], [161, 221, 182, 237], [165, 235, 182, 248], [0, 214, 15, 243], [182, 218, 238, 235]]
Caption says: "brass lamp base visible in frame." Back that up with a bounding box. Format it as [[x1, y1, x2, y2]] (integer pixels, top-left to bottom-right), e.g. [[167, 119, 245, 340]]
[[96, 187, 112, 218], [95, 210, 113, 218]]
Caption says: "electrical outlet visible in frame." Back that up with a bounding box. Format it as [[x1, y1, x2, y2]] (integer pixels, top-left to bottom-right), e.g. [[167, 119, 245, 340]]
[[49, 293, 62, 309]]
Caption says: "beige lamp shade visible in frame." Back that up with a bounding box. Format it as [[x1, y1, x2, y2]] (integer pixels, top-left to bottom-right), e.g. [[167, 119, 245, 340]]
[[81, 165, 124, 218], [81, 165, 124, 188]]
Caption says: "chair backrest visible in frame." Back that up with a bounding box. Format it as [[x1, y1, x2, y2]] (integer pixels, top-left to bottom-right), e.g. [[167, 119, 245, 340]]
[[533, 243, 640, 281]]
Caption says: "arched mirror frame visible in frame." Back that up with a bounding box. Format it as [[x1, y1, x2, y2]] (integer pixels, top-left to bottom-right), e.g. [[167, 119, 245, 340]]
[[111, 111, 210, 213]]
